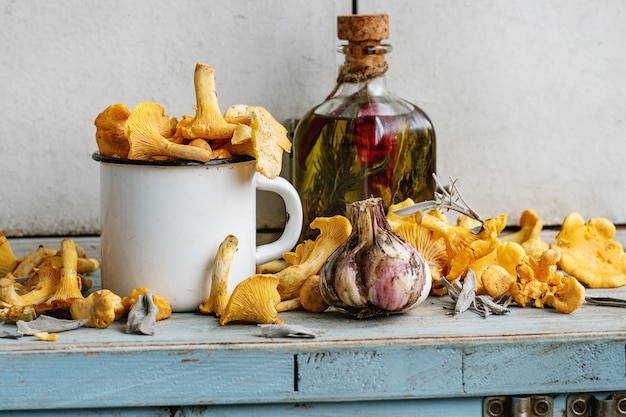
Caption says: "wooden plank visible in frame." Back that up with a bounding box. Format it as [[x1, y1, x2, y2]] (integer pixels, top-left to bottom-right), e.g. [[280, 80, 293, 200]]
[[0, 398, 485, 417], [463, 339, 626, 396], [294, 345, 463, 401], [0, 347, 293, 410]]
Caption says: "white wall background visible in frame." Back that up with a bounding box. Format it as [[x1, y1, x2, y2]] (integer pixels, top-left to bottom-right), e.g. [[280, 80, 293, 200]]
[[1, 0, 625, 236]]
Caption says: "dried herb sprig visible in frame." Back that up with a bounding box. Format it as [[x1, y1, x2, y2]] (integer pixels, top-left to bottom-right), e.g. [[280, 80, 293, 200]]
[[394, 174, 484, 224], [432, 175, 484, 223], [439, 271, 511, 318]]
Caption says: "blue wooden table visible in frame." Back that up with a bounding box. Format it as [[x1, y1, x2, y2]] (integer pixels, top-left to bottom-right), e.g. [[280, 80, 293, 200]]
[[0, 273, 624, 416]]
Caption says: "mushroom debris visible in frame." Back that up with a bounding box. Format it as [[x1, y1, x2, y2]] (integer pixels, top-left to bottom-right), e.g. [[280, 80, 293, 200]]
[[95, 63, 292, 179], [0, 238, 98, 321]]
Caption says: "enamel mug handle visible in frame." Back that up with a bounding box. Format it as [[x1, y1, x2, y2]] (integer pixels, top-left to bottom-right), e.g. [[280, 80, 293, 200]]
[[255, 173, 303, 265]]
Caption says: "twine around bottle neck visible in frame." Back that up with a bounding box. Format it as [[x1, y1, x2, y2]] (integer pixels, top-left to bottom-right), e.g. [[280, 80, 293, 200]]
[[328, 43, 391, 99]]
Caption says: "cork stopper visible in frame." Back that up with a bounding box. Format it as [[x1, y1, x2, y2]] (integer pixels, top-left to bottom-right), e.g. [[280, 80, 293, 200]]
[[337, 14, 389, 42]]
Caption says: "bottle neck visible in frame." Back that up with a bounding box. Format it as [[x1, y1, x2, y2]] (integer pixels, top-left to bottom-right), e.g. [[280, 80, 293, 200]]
[[336, 43, 391, 84]]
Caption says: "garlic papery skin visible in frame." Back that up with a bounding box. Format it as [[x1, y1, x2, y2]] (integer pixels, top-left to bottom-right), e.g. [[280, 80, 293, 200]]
[[320, 197, 432, 318]]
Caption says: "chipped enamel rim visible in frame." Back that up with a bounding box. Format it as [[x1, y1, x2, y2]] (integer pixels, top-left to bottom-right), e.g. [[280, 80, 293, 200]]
[[92, 151, 254, 166]]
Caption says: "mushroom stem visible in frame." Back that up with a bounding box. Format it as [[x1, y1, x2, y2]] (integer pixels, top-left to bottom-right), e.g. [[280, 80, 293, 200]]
[[199, 235, 238, 317], [178, 64, 238, 140], [276, 298, 302, 312]]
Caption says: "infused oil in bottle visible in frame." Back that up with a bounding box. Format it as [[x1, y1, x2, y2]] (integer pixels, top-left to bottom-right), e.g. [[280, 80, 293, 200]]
[[292, 14, 436, 241]]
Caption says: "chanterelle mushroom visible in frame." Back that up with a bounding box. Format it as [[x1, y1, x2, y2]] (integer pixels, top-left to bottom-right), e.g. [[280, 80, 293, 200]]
[[199, 235, 238, 317], [127, 102, 212, 162], [550, 212, 626, 288], [122, 288, 172, 321], [394, 222, 448, 296], [500, 209, 544, 246], [219, 274, 283, 326], [511, 248, 585, 313], [94, 103, 131, 158], [177, 63, 238, 140], [468, 241, 526, 296], [417, 212, 506, 280], [70, 289, 125, 329], [0, 232, 18, 278], [276, 215, 352, 300], [220, 105, 292, 179], [45, 239, 84, 310]]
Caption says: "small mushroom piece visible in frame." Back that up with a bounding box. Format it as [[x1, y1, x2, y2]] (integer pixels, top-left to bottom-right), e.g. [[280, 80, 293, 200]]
[[542, 276, 586, 314], [480, 265, 515, 298], [0, 277, 26, 307], [70, 289, 125, 329], [33, 332, 59, 342], [500, 209, 545, 247], [12, 246, 49, 279], [94, 103, 131, 158], [219, 274, 282, 326], [300, 275, 328, 313], [218, 104, 292, 179], [199, 235, 238, 317], [127, 102, 212, 162], [0, 232, 18, 278], [122, 288, 172, 321]]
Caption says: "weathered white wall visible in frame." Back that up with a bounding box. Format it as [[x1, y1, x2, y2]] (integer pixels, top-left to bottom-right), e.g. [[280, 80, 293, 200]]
[[1, 0, 625, 236]]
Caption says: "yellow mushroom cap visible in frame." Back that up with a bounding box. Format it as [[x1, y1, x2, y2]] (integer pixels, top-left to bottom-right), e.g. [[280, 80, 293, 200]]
[[550, 212, 626, 288], [394, 222, 448, 296], [69, 289, 124, 329], [128, 102, 212, 162], [220, 274, 282, 325], [94, 103, 131, 158], [0, 232, 18, 278]]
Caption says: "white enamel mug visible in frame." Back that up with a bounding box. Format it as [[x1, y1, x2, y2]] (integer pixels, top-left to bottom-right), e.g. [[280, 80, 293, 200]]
[[93, 153, 303, 312]]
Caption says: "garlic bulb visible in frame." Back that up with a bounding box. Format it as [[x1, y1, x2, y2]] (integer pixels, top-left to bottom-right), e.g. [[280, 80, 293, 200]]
[[320, 197, 432, 318]]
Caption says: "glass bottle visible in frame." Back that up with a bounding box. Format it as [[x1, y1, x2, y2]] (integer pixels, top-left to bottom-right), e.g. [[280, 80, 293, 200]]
[[292, 14, 436, 241]]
